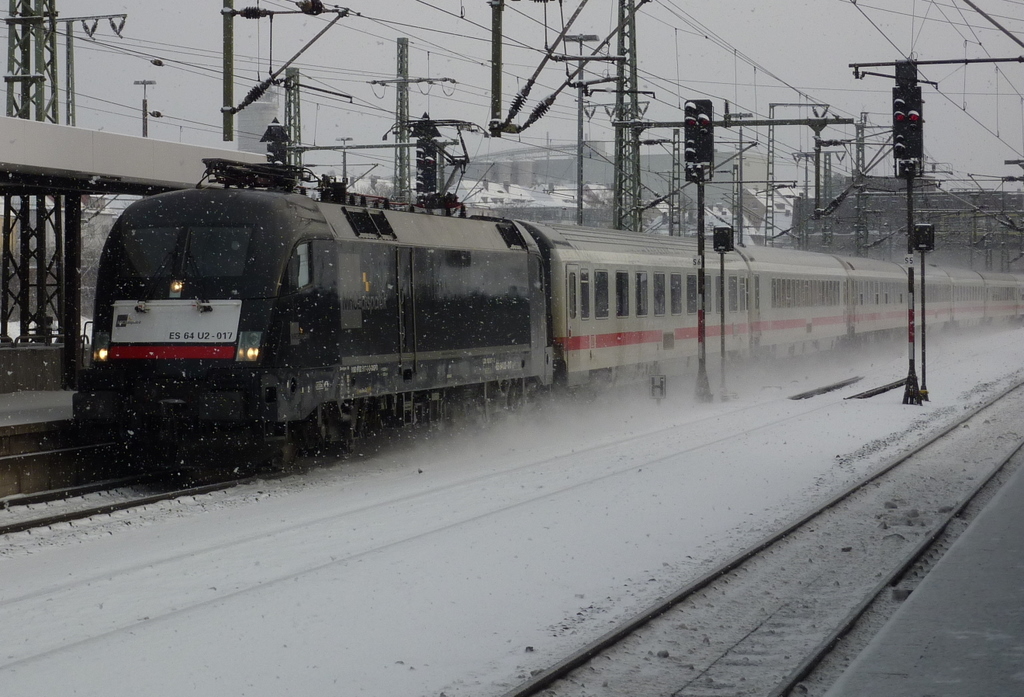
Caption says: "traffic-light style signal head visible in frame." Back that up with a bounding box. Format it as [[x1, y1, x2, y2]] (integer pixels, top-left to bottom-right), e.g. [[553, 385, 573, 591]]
[[892, 84, 923, 177], [713, 226, 735, 253], [911, 223, 935, 252], [684, 99, 714, 183]]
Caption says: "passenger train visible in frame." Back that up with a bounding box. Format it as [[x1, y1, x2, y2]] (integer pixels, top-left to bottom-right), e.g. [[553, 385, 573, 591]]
[[73, 160, 1024, 468]]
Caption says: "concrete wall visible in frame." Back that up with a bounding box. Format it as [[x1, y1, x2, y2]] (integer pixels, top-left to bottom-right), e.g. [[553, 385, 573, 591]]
[[0, 347, 63, 393]]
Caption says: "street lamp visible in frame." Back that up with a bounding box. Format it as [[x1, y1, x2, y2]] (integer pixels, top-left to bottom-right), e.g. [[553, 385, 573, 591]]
[[133, 80, 156, 137], [564, 34, 599, 226]]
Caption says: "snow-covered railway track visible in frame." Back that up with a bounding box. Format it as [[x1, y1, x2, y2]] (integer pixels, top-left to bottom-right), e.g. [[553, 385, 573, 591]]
[[504, 378, 1024, 697], [0, 476, 255, 536]]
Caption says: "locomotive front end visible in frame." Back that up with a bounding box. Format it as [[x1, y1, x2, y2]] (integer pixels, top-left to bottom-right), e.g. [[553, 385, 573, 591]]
[[74, 187, 317, 468]]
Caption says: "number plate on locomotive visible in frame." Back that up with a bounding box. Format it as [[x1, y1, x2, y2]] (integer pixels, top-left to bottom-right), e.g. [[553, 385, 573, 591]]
[[111, 299, 243, 343]]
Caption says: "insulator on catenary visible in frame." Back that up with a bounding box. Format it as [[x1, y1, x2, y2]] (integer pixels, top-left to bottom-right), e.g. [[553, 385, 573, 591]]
[[231, 82, 270, 113], [238, 7, 273, 18], [296, 0, 326, 14], [524, 95, 555, 127], [508, 93, 526, 119]]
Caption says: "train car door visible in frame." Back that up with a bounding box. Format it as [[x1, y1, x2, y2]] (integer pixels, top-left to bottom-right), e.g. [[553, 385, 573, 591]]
[[845, 268, 857, 339], [396, 247, 416, 377], [565, 263, 581, 369], [735, 251, 760, 354]]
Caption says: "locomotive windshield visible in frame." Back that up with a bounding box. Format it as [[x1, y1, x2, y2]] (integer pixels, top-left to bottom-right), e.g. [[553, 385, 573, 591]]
[[120, 226, 253, 278]]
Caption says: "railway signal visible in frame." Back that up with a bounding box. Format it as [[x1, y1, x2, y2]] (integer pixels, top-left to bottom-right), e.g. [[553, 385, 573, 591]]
[[911, 223, 935, 251], [713, 227, 735, 253], [684, 99, 714, 183], [913, 223, 935, 402], [892, 62, 923, 178], [713, 227, 735, 401], [684, 97, 715, 402]]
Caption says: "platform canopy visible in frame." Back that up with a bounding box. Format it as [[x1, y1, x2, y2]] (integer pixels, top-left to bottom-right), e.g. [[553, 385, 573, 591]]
[[0, 116, 266, 195]]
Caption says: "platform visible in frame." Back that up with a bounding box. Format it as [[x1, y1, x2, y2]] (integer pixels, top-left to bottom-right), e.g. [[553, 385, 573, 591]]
[[0, 390, 74, 430], [824, 457, 1024, 696], [0, 390, 80, 497]]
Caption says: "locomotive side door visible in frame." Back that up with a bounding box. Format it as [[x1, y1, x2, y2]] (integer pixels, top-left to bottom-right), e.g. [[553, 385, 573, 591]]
[[396, 247, 416, 377]]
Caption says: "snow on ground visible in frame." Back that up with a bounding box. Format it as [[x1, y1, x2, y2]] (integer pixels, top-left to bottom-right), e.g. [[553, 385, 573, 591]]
[[1, 326, 1023, 697]]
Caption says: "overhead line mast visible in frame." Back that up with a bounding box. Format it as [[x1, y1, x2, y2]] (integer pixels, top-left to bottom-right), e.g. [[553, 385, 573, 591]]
[[612, 0, 641, 232]]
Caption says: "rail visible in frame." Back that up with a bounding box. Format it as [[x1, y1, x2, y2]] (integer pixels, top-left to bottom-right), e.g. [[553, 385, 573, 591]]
[[502, 376, 1024, 697]]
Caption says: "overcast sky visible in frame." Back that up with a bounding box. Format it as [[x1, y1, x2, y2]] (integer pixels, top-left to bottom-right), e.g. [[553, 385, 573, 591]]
[[27, 1, 1024, 191]]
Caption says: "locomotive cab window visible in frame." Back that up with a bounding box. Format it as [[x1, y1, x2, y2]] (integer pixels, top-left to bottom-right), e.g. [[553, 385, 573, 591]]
[[120, 226, 180, 278], [284, 242, 312, 293], [187, 227, 252, 277], [119, 225, 253, 279]]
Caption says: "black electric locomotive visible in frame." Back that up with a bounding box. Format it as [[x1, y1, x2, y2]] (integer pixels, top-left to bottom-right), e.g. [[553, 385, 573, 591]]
[[74, 169, 552, 467]]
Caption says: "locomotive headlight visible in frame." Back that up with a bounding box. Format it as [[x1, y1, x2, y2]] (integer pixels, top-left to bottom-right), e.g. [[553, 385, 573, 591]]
[[236, 331, 263, 362], [93, 331, 111, 363], [170, 279, 184, 298]]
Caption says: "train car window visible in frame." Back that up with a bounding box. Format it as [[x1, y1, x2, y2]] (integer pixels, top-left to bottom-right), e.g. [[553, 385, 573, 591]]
[[654, 273, 666, 316], [686, 274, 697, 314], [568, 271, 577, 320], [671, 274, 683, 315], [713, 276, 722, 313], [581, 270, 591, 319], [616, 271, 629, 317], [284, 242, 311, 292], [739, 277, 748, 312], [728, 276, 738, 312], [595, 270, 609, 318], [754, 275, 760, 310], [635, 272, 649, 316]]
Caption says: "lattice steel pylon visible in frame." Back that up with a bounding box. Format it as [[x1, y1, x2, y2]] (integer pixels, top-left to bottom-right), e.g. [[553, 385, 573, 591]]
[[2, 0, 63, 345], [394, 37, 411, 203], [284, 67, 302, 168], [612, 0, 641, 232], [6, 0, 58, 122]]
